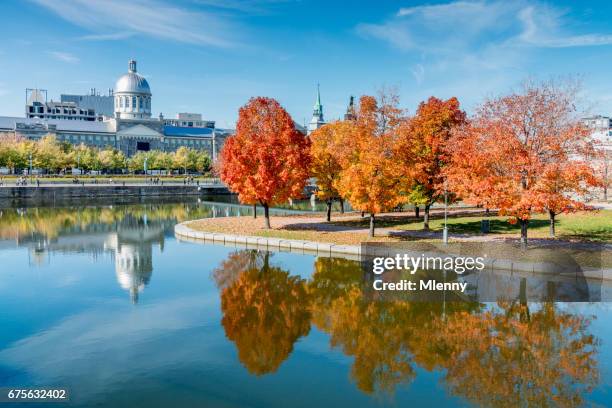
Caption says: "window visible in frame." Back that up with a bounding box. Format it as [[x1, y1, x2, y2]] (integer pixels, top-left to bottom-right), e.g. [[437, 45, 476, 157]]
[[132, 97, 136, 109], [139, 97, 143, 109]]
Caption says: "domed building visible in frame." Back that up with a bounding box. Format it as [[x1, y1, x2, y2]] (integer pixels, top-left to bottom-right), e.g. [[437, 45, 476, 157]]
[[0, 58, 233, 160], [114, 60, 152, 120]]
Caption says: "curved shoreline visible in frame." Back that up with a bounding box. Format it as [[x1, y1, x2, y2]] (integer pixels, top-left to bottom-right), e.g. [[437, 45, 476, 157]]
[[174, 221, 612, 281], [174, 222, 361, 256]]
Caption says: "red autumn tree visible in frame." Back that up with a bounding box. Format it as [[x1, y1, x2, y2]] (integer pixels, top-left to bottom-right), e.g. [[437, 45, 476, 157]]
[[396, 97, 466, 230], [219, 97, 311, 228], [334, 92, 404, 237], [446, 80, 600, 243]]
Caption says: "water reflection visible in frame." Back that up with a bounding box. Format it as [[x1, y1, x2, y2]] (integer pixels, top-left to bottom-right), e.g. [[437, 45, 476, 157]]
[[0, 202, 605, 406], [214, 250, 600, 406], [214, 251, 311, 375], [0, 199, 299, 303]]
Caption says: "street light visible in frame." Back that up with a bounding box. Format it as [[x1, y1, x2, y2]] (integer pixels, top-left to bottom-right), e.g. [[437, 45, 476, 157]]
[[144, 157, 148, 176], [28, 152, 32, 181], [443, 180, 449, 244]]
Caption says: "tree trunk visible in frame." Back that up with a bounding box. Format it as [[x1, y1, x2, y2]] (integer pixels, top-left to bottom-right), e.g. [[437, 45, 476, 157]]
[[369, 213, 375, 238], [549, 210, 556, 238], [253, 204, 257, 219], [339, 198, 345, 214], [361, 211, 365, 218], [263, 203, 270, 229], [519, 219, 528, 247], [414, 206, 420, 218], [423, 204, 431, 230], [326, 199, 332, 222]]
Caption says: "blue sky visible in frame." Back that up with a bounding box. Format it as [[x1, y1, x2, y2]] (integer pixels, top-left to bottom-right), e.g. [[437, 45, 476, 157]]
[[2, 0, 612, 128]]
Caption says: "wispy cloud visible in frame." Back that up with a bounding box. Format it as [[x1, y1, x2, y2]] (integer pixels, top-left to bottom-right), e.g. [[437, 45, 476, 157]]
[[193, 0, 291, 14], [410, 64, 425, 85], [517, 5, 612, 47], [358, 0, 612, 52], [32, 0, 241, 48], [47, 51, 80, 63], [78, 32, 135, 41]]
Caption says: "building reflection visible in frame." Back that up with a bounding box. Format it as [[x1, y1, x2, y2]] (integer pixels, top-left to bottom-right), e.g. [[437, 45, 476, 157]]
[[0, 205, 181, 303], [0, 200, 279, 303]]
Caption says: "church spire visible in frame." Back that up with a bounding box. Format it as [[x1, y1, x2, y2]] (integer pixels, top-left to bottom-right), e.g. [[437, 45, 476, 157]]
[[308, 83, 325, 134], [344, 95, 356, 120]]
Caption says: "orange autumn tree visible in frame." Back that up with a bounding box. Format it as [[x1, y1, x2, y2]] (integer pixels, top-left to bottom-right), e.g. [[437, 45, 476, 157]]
[[335, 93, 404, 237], [309, 121, 351, 222], [396, 97, 466, 230], [219, 97, 311, 228], [446, 80, 599, 244]]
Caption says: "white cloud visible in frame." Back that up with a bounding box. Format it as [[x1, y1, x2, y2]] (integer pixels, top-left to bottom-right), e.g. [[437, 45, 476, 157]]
[[358, 1, 612, 52], [47, 51, 80, 63], [32, 0, 240, 48], [517, 5, 612, 47]]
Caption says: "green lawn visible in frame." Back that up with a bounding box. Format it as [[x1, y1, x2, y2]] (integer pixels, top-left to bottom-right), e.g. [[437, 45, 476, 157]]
[[331, 210, 612, 242]]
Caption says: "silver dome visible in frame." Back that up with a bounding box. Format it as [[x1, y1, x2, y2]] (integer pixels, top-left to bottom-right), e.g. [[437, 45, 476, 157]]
[[115, 60, 151, 95]]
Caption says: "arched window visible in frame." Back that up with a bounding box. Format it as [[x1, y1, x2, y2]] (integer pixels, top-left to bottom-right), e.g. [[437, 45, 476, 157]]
[[132, 97, 136, 110], [146, 98, 150, 110], [139, 97, 143, 110]]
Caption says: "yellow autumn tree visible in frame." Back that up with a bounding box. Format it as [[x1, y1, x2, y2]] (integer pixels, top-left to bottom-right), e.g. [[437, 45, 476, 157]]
[[335, 93, 405, 237], [309, 121, 350, 221]]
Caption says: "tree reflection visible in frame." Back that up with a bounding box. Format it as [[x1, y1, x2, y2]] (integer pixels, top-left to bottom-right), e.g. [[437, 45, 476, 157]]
[[437, 301, 598, 408], [214, 253, 600, 403], [219, 251, 311, 375], [309, 257, 417, 395]]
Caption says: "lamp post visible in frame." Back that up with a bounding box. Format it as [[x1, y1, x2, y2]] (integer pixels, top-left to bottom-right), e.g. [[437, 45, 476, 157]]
[[443, 181, 449, 244], [28, 152, 32, 181], [144, 157, 148, 177]]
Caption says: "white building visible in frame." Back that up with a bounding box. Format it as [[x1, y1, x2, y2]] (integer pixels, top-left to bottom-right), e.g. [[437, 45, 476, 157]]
[[583, 115, 612, 200], [1, 59, 230, 159]]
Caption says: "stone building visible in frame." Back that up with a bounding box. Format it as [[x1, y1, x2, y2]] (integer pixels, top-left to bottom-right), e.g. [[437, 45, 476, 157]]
[[0, 59, 231, 159]]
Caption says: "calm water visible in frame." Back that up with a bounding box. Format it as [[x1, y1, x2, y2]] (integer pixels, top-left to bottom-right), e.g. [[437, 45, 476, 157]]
[[0, 198, 611, 407]]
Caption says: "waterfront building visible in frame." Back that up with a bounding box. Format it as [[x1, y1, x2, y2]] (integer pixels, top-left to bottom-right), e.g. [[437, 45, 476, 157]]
[[583, 115, 612, 150], [25, 89, 98, 122], [583, 115, 612, 200], [61, 89, 115, 118], [307, 84, 325, 134], [165, 113, 215, 129], [0, 60, 230, 159]]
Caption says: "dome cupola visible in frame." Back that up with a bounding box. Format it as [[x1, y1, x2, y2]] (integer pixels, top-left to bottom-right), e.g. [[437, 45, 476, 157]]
[[114, 59, 152, 120]]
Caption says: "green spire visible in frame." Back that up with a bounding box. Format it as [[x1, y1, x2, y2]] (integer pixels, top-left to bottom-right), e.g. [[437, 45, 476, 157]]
[[313, 83, 323, 117]]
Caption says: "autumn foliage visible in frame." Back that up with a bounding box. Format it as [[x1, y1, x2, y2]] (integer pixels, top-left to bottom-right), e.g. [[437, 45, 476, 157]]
[[219, 97, 311, 228], [445, 81, 600, 242], [219, 251, 311, 375], [396, 97, 466, 229], [334, 94, 405, 237], [309, 121, 352, 222]]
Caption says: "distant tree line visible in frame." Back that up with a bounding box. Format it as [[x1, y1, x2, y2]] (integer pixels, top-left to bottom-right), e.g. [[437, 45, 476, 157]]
[[0, 134, 211, 174]]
